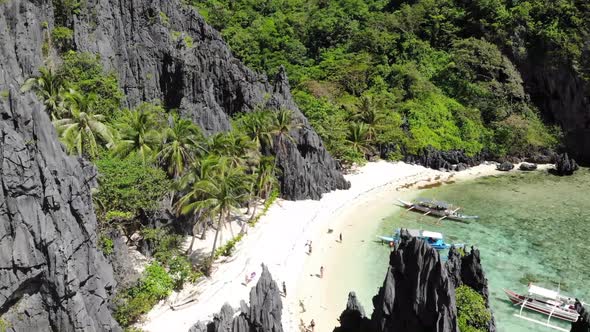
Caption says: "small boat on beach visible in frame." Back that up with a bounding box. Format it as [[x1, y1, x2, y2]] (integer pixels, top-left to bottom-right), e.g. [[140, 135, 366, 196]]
[[397, 198, 479, 222], [377, 228, 461, 250], [504, 283, 585, 331]]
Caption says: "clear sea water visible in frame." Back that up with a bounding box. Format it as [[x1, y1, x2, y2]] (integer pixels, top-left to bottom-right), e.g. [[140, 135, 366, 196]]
[[353, 168, 590, 332]]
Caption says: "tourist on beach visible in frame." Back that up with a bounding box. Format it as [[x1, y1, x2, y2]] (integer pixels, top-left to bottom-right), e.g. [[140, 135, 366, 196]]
[[282, 281, 287, 296], [310, 319, 315, 331], [320, 266, 324, 278], [309, 241, 312, 254], [339, 233, 342, 242]]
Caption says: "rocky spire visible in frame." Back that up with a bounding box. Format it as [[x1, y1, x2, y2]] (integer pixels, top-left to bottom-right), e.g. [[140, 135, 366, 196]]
[[188, 264, 283, 332], [333, 292, 372, 332], [334, 232, 497, 332], [370, 230, 459, 332], [446, 246, 496, 332]]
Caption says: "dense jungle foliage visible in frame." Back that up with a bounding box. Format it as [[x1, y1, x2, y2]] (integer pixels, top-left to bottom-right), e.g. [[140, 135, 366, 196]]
[[192, 0, 590, 164], [23, 51, 283, 327]]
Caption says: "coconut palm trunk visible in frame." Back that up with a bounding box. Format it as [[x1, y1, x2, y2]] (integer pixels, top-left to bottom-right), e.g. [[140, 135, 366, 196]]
[[249, 199, 259, 223], [210, 210, 224, 261], [186, 222, 198, 255]]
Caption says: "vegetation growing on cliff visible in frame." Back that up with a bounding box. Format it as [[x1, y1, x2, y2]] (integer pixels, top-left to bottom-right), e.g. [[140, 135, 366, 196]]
[[456, 285, 492, 332], [23, 50, 300, 328], [191, 0, 588, 164]]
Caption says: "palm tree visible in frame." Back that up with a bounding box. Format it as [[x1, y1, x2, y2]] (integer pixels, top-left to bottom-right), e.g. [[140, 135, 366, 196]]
[[249, 156, 276, 222], [113, 105, 161, 164], [175, 155, 220, 253], [157, 114, 205, 178], [236, 111, 274, 151], [52, 90, 114, 159], [346, 122, 373, 157], [270, 109, 302, 155], [351, 95, 382, 140], [21, 67, 66, 117], [177, 158, 249, 262]]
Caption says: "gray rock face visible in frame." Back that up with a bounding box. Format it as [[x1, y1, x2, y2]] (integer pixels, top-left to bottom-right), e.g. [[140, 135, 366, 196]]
[[189, 264, 283, 332], [513, 58, 590, 164], [106, 228, 140, 290], [67, 0, 349, 200], [334, 236, 497, 332], [0, 6, 120, 331], [369, 232, 458, 332]]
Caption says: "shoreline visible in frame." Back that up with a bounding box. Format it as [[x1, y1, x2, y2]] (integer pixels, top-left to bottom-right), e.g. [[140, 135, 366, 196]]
[[141, 161, 552, 332]]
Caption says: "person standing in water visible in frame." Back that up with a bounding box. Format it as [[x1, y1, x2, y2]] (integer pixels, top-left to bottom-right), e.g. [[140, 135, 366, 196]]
[[339, 233, 342, 242], [320, 266, 324, 278]]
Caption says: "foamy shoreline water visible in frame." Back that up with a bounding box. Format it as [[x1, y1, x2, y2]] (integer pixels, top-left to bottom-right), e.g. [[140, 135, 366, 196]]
[[141, 161, 552, 332]]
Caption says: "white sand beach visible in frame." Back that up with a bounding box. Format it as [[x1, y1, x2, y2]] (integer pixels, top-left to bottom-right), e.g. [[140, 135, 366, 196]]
[[141, 161, 552, 332]]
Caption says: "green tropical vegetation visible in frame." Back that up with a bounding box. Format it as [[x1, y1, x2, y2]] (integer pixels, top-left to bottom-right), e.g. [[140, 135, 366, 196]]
[[22, 0, 590, 327], [22, 50, 297, 328], [189, 0, 589, 164], [456, 285, 492, 332]]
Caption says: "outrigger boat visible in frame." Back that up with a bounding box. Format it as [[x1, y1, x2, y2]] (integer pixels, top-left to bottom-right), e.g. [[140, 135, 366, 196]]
[[397, 198, 479, 222], [377, 228, 462, 250], [504, 283, 585, 331]]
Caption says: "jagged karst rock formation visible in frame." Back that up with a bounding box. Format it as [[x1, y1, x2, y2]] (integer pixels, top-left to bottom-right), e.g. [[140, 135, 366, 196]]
[[497, 161, 514, 171], [446, 246, 496, 332], [404, 147, 483, 172], [65, 0, 349, 200], [369, 232, 459, 332], [571, 300, 590, 332], [333, 292, 372, 332], [334, 233, 496, 332], [188, 264, 283, 332], [0, 15, 120, 332], [0, 0, 347, 329], [553, 153, 579, 176]]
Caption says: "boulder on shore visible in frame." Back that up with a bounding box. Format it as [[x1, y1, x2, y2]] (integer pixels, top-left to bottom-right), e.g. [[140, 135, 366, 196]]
[[519, 162, 538, 171], [497, 161, 514, 171], [404, 146, 483, 172], [553, 153, 579, 176]]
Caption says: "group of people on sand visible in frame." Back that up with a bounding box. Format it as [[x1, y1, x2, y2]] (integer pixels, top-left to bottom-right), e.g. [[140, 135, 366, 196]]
[[299, 319, 315, 332]]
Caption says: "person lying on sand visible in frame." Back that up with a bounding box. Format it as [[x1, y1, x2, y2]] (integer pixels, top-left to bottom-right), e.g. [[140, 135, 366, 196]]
[[243, 272, 257, 285]]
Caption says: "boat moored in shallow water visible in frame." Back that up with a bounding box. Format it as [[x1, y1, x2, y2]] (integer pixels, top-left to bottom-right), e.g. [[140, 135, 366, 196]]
[[504, 283, 586, 331], [377, 228, 462, 250], [397, 198, 479, 222]]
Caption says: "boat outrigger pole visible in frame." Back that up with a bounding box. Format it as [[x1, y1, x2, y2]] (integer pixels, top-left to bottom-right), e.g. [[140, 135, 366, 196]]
[[513, 289, 570, 332]]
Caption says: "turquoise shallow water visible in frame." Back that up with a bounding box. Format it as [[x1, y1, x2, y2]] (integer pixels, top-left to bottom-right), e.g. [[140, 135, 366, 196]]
[[354, 168, 590, 332]]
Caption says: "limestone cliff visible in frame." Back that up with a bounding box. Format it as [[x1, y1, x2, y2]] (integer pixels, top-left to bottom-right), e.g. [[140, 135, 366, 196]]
[[0, 6, 119, 330], [69, 0, 349, 199]]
